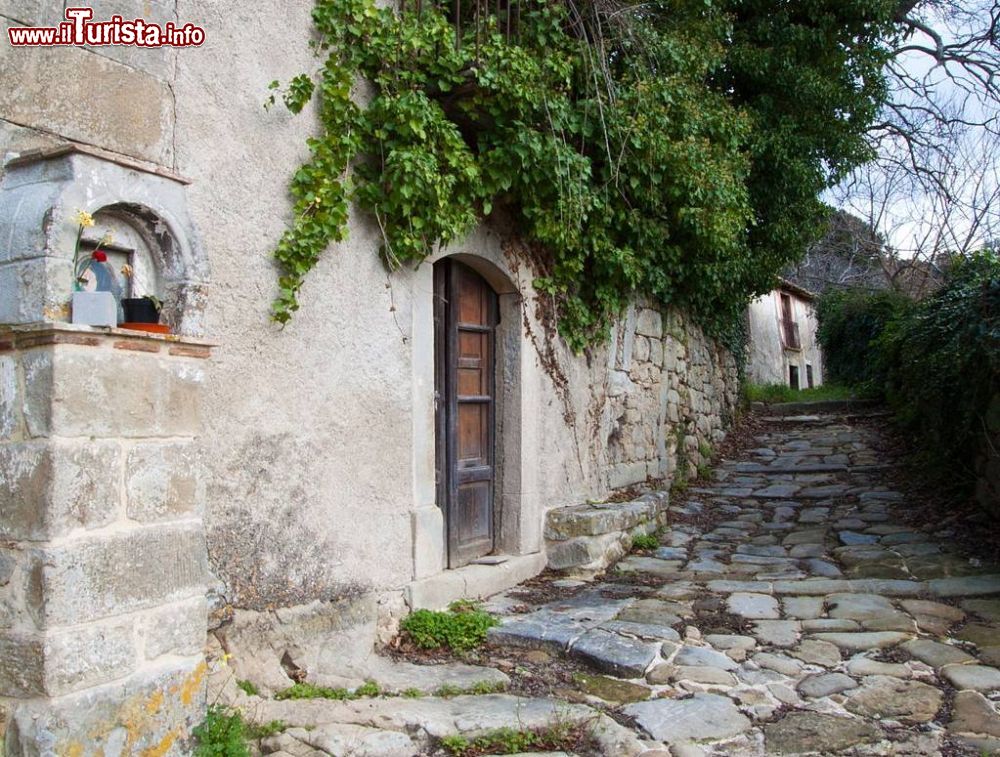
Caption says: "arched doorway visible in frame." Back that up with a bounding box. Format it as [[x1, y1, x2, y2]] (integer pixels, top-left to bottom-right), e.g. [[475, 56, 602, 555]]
[[434, 259, 498, 567]]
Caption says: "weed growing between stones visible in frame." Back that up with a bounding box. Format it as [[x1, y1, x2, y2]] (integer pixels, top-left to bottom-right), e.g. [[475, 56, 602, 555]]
[[192, 706, 249, 757], [399, 601, 499, 653], [271, 677, 502, 702], [247, 720, 289, 739], [434, 680, 508, 698], [235, 679, 258, 697], [274, 680, 380, 700], [193, 706, 288, 755], [438, 720, 595, 756], [631, 533, 660, 551]]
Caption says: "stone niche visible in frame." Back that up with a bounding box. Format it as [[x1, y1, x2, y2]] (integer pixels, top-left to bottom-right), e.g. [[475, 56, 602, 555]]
[[0, 143, 209, 336], [0, 144, 212, 754]]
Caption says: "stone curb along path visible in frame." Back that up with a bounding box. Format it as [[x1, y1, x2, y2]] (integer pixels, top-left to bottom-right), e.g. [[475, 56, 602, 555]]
[[225, 408, 1000, 755]]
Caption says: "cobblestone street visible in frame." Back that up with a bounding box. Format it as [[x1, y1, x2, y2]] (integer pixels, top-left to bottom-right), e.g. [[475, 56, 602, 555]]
[[242, 406, 1000, 755]]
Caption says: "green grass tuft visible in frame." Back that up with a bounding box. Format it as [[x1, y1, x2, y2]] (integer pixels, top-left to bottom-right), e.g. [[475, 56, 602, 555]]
[[274, 682, 352, 701], [439, 722, 582, 756], [631, 533, 659, 551], [245, 720, 287, 740], [400, 601, 499, 653], [274, 679, 382, 701], [192, 705, 250, 756], [354, 680, 380, 697], [743, 382, 858, 404], [235, 679, 259, 697]]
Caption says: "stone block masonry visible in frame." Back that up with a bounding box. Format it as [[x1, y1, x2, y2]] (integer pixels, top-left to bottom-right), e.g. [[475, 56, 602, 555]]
[[545, 493, 669, 575], [546, 305, 740, 573], [605, 306, 738, 491], [0, 324, 213, 754]]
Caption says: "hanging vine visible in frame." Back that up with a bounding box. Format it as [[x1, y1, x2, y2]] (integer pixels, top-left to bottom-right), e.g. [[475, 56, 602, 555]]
[[267, 0, 896, 352]]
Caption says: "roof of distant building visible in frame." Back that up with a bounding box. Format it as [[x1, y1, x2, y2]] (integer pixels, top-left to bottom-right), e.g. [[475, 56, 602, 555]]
[[777, 277, 817, 301]]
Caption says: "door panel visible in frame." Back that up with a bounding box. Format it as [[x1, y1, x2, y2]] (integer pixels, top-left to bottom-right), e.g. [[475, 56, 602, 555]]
[[434, 260, 497, 568]]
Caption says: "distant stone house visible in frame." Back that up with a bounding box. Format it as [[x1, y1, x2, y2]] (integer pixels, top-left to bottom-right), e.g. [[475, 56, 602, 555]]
[[746, 280, 824, 389], [0, 3, 740, 752]]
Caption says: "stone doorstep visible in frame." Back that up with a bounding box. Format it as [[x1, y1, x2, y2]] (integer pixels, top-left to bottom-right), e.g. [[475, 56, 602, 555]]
[[542, 493, 669, 573], [406, 552, 547, 611]]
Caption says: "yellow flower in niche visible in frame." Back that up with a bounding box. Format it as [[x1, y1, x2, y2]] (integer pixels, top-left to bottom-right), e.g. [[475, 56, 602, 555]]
[[73, 210, 95, 228], [121, 263, 134, 277]]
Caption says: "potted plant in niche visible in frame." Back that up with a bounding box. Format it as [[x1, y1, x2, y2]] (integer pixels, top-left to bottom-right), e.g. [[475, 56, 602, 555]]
[[69, 210, 118, 327], [120, 264, 168, 333]]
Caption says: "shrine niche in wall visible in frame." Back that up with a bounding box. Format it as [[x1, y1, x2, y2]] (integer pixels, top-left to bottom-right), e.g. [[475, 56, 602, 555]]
[[74, 206, 165, 328], [0, 144, 209, 337]]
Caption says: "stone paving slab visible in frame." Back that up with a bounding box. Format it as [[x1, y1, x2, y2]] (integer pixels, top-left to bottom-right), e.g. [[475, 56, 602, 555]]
[[623, 693, 751, 743], [569, 628, 660, 678]]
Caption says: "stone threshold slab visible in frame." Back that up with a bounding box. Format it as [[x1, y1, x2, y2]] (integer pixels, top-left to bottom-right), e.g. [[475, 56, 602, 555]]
[[406, 552, 547, 611]]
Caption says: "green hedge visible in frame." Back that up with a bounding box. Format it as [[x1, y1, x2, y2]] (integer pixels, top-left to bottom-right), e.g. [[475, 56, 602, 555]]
[[816, 288, 912, 388], [816, 251, 1000, 495]]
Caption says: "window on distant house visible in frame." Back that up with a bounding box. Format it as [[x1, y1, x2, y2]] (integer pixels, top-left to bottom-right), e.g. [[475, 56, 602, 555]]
[[789, 365, 800, 390], [806, 364, 814, 388], [779, 292, 801, 349]]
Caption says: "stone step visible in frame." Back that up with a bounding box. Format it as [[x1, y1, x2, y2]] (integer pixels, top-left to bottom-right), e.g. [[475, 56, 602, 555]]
[[544, 493, 667, 540], [251, 694, 645, 755], [704, 575, 1000, 598], [752, 399, 883, 417], [544, 492, 669, 573]]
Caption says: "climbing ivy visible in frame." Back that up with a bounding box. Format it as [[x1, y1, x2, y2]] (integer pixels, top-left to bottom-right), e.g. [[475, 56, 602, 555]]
[[269, 0, 896, 351]]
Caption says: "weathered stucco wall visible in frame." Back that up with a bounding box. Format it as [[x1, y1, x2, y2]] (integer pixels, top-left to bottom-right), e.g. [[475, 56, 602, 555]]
[[1, 0, 741, 741], [10, 0, 742, 609], [746, 290, 823, 388]]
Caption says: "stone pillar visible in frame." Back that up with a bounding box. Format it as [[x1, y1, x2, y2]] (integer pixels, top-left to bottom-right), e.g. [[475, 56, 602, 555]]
[[0, 324, 212, 754]]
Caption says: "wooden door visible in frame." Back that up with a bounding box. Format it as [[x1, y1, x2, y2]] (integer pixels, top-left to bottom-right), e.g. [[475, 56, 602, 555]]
[[434, 260, 497, 568]]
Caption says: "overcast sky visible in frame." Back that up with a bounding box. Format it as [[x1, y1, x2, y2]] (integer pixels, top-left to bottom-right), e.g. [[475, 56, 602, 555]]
[[828, 3, 999, 258]]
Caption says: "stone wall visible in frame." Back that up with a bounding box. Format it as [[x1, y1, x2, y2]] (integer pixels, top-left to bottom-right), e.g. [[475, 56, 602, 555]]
[[540, 305, 739, 576], [1, 0, 740, 617], [605, 306, 738, 490], [0, 326, 211, 754]]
